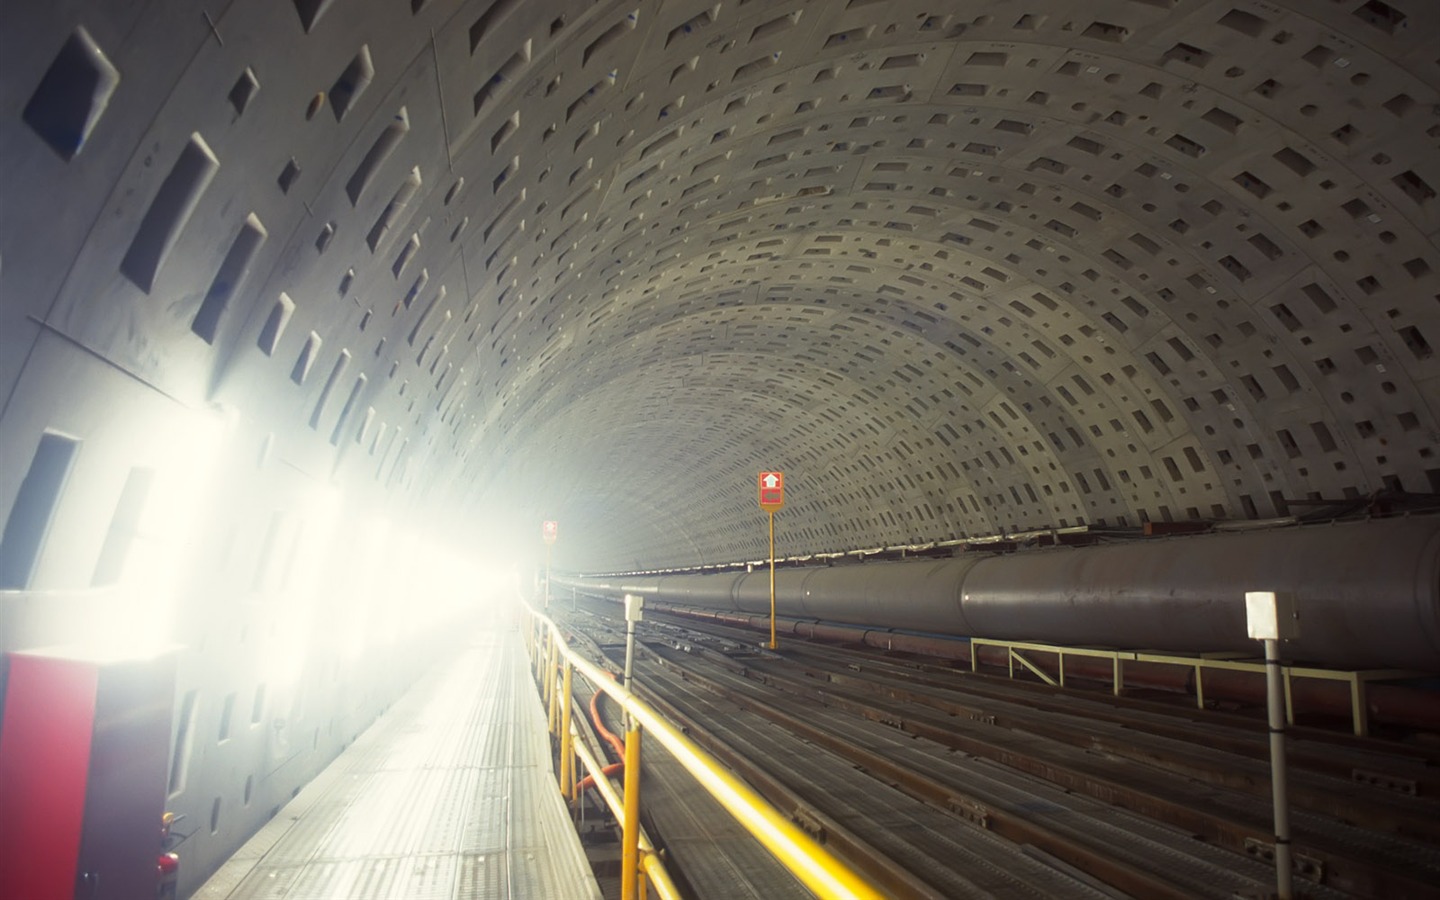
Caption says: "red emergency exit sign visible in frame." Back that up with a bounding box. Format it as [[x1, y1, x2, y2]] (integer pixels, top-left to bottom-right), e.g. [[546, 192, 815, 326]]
[[758, 471, 784, 511]]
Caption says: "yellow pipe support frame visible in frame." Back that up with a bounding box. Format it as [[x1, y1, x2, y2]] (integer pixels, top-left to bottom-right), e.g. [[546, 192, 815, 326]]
[[970, 636, 1416, 737], [1009, 650, 1057, 687], [530, 605, 885, 900], [560, 662, 575, 797], [568, 716, 683, 900], [1349, 676, 1366, 737], [621, 727, 643, 900]]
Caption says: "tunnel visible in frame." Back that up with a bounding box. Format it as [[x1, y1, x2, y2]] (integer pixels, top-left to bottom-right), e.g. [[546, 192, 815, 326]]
[[2, 1, 1439, 896]]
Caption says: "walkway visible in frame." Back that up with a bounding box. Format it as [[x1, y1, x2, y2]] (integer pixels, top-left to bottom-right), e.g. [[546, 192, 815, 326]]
[[195, 623, 599, 899]]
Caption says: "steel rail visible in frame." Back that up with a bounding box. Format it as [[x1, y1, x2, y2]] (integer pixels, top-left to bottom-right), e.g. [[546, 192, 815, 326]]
[[643, 604, 1440, 789], [642, 645, 1199, 899], [653, 608, 1440, 832], [639, 619, 1440, 899]]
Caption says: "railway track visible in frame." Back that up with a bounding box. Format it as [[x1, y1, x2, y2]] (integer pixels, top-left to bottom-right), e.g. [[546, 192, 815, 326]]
[[643, 613, 1440, 835], [554, 601, 1440, 899]]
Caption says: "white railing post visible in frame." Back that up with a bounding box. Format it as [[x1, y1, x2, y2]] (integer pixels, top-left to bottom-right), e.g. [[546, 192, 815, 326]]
[[1246, 590, 1300, 900]]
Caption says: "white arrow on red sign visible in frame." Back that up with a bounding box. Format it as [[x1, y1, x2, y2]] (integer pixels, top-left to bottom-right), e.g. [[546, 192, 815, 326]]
[[758, 471, 785, 511]]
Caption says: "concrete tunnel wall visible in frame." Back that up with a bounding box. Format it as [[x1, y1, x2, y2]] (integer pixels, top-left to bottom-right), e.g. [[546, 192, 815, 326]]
[[2, 0, 1439, 893]]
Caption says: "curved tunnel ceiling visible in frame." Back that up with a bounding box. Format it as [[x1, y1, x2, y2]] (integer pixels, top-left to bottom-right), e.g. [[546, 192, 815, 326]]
[[4, 0, 1439, 573]]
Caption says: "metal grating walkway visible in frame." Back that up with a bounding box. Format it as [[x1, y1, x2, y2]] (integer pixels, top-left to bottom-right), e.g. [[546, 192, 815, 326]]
[[195, 625, 600, 900]]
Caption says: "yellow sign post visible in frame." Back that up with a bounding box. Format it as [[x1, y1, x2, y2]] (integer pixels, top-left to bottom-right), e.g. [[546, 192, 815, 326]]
[[758, 472, 784, 650]]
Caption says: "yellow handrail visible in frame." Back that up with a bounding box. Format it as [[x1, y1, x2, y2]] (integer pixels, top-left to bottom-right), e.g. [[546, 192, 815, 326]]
[[567, 707, 683, 900], [528, 605, 885, 900]]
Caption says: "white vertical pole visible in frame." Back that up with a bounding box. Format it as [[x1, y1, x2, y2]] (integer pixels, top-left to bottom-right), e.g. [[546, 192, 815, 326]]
[[1265, 636, 1293, 899], [623, 593, 643, 730], [1247, 590, 1297, 900], [624, 614, 637, 691]]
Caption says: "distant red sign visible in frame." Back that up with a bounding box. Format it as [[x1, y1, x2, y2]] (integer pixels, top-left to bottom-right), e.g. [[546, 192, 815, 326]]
[[542, 520, 558, 545], [758, 471, 785, 511]]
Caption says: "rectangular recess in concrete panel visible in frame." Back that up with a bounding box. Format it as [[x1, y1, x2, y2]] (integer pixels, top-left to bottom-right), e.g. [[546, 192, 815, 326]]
[[21, 28, 120, 161], [91, 466, 154, 586], [120, 134, 219, 292], [193, 215, 268, 345], [0, 432, 80, 589]]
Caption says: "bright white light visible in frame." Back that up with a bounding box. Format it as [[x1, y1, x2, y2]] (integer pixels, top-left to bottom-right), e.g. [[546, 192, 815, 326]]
[[286, 481, 343, 598], [473, 559, 520, 598], [338, 514, 393, 662], [262, 481, 344, 689], [85, 404, 231, 657]]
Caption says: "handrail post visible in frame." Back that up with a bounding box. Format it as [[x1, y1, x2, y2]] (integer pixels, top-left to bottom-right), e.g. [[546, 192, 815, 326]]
[[560, 661, 575, 798], [621, 726, 643, 900], [527, 600, 886, 900], [546, 631, 560, 736]]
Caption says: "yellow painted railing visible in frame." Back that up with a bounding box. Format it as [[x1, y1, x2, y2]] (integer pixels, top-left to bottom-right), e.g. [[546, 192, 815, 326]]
[[525, 605, 885, 900], [969, 637, 1415, 737]]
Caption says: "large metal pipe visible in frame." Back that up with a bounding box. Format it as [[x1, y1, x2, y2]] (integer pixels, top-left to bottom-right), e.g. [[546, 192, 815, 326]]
[[562, 517, 1440, 672]]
